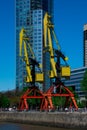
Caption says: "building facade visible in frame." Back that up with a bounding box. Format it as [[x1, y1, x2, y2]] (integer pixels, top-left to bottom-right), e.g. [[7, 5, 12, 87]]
[[84, 24, 87, 66], [16, 0, 53, 90], [63, 67, 87, 97]]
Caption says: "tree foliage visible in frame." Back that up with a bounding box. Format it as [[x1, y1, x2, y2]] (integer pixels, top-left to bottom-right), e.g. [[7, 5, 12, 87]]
[[0, 94, 10, 108], [52, 96, 66, 107]]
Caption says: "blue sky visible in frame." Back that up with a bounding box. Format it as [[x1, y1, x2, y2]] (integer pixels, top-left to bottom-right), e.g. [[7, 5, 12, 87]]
[[0, 0, 87, 91], [0, 0, 15, 91], [54, 0, 87, 69]]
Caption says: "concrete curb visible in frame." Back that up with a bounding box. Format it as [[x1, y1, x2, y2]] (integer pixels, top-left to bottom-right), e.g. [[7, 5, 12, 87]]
[[0, 111, 87, 128]]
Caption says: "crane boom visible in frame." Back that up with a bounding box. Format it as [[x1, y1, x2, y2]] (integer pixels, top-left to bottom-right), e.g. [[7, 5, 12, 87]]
[[43, 13, 70, 80]]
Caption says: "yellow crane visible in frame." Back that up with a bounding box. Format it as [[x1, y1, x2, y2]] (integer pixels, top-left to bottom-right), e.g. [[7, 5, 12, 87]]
[[43, 13, 70, 82], [19, 28, 43, 84]]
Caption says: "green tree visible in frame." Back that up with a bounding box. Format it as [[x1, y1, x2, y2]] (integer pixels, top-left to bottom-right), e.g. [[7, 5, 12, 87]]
[[80, 70, 87, 107], [0, 94, 10, 108], [52, 96, 66, 107]]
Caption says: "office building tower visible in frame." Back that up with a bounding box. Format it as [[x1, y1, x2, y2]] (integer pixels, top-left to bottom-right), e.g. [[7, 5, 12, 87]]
[[16, 0, 53, 90], [62, 67, 87, 97], [84, 24, 87, 66]]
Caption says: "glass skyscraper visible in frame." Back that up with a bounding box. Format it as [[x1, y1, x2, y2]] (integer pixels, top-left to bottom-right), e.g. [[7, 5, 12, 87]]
[[16, 0, 53, 90], [84, 24, 87, 66]]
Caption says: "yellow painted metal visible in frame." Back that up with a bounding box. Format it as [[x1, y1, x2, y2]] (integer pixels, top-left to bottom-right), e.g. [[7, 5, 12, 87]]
[[43, 13, 70, 78], [61, 66, 70, 77], [19, 28, 43, 83], [19, 29, 24, 57], [44, 13, 49, 48], [52, 30, 60, 50], [19, 29, 35, 58], [48, 28, 57, 77], [19, 13, 71, 85], [64, 56, 68, 61], [25, 73, 43, 83], [19, 29, 32, 82], [24, 41, 32, 82], [43, 13, 57, 78]]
